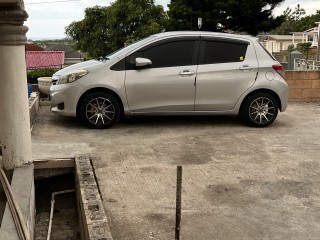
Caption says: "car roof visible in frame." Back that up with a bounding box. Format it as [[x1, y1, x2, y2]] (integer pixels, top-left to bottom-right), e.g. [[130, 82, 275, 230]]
[[151, 31, 258, 41], [112, 31, 258, 59]]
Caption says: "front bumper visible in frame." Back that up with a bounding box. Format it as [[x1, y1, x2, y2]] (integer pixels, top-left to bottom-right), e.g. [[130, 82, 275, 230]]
[[49, 81, 85, 117]]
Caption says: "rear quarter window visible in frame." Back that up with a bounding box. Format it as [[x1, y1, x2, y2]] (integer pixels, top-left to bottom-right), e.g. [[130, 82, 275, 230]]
[[199, 39, 249, 64], [258, 42, 276, 61]]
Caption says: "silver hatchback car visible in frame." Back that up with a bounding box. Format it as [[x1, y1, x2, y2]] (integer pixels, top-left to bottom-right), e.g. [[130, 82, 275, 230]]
[[49, 31, 288, 128]]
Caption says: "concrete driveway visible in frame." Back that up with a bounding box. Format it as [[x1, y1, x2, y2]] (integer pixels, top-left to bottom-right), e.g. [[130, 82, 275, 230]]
[[32, 103, 320, 240]]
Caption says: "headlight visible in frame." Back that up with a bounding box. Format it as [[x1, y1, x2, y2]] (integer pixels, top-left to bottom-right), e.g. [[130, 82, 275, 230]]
[[57, 69, 88, 85]]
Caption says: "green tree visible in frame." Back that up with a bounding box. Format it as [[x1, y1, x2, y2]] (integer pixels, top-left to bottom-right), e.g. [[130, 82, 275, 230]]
[[273, 6, 320, 34], [287, 44, 295, 53], [167, 0, 285, 35], [296, 42, 312, 59], [107, 0, 165, 52], [296, 10, 320, 32], [65, 6, 111, 58], [66, 0, 165, 58]]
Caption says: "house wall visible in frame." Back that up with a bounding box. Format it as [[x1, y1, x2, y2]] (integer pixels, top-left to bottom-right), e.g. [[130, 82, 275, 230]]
[[285, 71, 320, 101], [266, 40, 279, 53]]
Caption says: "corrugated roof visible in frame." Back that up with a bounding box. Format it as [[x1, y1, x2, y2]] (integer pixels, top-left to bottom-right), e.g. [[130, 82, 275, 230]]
[[25, 43, 44, 51], [26, 51, 65, 69], [45, 44, 83, 59], [266, 35, 303, 41]]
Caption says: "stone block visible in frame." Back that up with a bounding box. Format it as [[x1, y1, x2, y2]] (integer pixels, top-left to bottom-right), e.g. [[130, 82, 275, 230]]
[[88, 221, 113, 240], [85, 201, 106, 223], [75, 155, 113, 240], [284, 71, 294, 80], [294, 80, 312, 89], [78, 171, 96, 185], [307, 71, 320, 80], [303, 89, 320, 98], [293, 71, 308, 80], [286, 79, 295, 88], [289, 89, 303, 99], [312, 80, 320, 89], [83, 185, 100, 202]]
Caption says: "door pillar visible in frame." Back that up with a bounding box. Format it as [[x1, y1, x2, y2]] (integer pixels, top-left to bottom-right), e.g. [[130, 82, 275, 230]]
[[0, 1, 31, 170]]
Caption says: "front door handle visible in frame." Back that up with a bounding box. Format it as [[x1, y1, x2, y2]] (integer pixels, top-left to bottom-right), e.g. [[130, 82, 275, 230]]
[[239, 65, 253, 71], [179, 70, 195, 76]]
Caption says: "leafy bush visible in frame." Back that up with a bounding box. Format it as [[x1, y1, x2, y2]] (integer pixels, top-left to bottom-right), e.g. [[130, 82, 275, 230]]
[[27, 69, 57, 84]]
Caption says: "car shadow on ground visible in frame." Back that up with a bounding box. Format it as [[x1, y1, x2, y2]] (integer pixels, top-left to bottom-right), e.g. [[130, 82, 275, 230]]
[[33, 107, 289, 131], [120, 115, 242, 127], [41, 113, 244, 130]]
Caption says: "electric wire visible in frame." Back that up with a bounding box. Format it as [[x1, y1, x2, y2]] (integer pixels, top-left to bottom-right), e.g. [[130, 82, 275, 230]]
[[25, 0, 81, 5]]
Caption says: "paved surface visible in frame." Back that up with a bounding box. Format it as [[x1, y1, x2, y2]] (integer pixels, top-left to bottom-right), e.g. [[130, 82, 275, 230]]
[[32, 103, 320, 240]]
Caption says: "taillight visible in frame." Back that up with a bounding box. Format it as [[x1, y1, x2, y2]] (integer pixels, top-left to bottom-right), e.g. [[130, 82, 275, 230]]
[[272, 65, 285, 79]]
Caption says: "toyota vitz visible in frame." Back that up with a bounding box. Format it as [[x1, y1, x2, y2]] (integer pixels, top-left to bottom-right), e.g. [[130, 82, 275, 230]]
[[49, 31, 288, 128]]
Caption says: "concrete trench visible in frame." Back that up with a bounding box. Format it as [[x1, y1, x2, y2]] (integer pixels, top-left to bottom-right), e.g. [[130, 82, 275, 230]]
[[1, 96, 110, 239], [0, 156, 112, 240]]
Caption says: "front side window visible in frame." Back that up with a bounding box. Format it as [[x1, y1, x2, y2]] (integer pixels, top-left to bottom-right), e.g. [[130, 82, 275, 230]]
[[126, 39, 197, 69], [199, 39, 249, 65]]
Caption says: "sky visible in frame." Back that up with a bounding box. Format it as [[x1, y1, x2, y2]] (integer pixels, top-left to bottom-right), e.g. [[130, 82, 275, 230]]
[[24, 0, 320, 40]]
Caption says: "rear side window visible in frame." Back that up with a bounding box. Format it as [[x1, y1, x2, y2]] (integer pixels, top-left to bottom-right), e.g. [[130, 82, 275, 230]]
[[258, 42, 276, 61], [199, 39, 249, 64], [126, 40, 197, 70]]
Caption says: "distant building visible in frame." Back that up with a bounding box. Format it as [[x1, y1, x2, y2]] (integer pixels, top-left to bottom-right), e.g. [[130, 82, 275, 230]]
[[264, 35, 303, 53], [292, 22, 320, 48], [25, 43, 44, 51], [26, 51, 65, 69], [25, 43, 64, 69], [45, 44, 84, 65]]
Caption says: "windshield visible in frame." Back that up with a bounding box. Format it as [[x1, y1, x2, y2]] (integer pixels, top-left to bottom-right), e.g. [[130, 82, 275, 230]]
[[105, 35, 156, 59]]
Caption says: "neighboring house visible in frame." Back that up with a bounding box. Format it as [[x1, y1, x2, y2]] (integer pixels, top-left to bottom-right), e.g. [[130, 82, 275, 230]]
[[26, 51, 65, 69], [25, 43, 64, 69], [25, 43, 45, 51], [292, 22, 320, 48], [264, 35, 303, 53], [45, 44, 84, 65]]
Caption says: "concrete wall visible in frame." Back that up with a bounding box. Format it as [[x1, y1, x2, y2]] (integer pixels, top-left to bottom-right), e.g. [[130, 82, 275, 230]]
[[285, 71, 320, 101]]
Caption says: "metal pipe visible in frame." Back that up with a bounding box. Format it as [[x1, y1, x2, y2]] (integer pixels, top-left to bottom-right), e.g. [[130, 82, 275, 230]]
[[316, 22, 320, 61], [46, 189, 75, 240], [175, 166, 182, 240]]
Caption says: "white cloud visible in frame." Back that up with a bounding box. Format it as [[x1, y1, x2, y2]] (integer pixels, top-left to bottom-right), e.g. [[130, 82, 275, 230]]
[[25, 0, 113, 39], [273, 0, 320, 16]]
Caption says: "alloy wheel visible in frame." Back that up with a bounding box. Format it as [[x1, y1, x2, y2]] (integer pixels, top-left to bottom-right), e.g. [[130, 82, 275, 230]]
[[249, 97, 276, 125], [85, 97, 115, 127]]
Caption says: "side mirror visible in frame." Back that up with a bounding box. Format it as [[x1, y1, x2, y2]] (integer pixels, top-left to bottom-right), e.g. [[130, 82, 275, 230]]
[[135, 57, 152, 67]]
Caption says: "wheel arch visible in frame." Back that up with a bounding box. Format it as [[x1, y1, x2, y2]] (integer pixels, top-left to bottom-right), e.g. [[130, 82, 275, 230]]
[[76, 87, 124, 118], [240, 89, 282, 113]]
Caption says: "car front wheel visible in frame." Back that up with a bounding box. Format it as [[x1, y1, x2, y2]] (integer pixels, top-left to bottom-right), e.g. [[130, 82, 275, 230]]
[[79, 92, 120, 129], [241, 92, 279, 127]]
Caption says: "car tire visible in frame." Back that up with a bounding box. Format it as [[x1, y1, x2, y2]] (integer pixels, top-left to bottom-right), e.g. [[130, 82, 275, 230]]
[[79, 92, 120, 129], [241, 92, 278, 127]]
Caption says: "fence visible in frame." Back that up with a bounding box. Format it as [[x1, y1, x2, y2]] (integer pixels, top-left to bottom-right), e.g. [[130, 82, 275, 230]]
[[294, 58, 320, 71]]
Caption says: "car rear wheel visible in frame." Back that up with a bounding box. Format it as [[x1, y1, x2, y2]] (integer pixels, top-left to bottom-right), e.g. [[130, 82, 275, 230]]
[[79, 92, 120, 129], [241, 92, 278, 127]]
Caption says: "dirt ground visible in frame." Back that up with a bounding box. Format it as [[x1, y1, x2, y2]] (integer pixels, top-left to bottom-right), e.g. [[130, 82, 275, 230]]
[[34, 174, 80, 240], [32, 102, 320, 240]]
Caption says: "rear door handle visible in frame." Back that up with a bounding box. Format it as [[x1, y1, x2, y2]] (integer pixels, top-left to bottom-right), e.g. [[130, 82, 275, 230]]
[[239, 65, 253, 71], [179, 70, 195, 76]]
